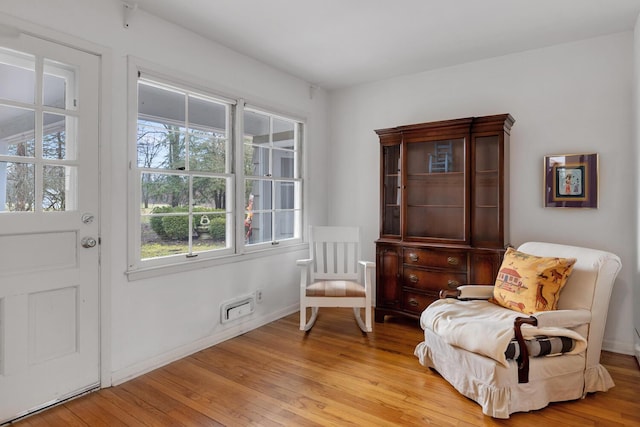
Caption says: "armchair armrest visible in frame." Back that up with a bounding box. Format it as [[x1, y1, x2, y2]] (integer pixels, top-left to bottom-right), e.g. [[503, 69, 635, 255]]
[[514, 316, 537, 384], [532, 309, 591, 328], [439, 285, 494, 300], [513, 309, 591, 384], [533, 310, 591, 328]]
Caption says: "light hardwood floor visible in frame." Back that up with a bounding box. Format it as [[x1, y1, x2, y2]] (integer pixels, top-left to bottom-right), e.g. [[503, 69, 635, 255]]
[[13, 308, 640, 426]]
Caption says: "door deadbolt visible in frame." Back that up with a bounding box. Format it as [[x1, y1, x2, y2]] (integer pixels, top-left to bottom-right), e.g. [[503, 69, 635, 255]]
[[81, 237, 97, 248], [81, 213, 95, 224]]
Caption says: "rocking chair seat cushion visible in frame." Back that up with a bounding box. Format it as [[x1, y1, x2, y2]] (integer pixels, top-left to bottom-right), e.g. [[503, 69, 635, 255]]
[[306, 280, 366, 297]]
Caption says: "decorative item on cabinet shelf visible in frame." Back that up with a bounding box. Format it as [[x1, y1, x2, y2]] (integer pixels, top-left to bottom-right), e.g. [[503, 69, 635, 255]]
[[544, 153, 598, 208]]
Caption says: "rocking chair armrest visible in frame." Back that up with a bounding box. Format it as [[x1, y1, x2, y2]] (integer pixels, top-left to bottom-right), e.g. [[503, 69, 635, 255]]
[[297, 259, 312, 288], [439, 285, 494, 300], [296, 258, 313, 267], [531, 309, 591, 329], [358, 260, 375, 269]]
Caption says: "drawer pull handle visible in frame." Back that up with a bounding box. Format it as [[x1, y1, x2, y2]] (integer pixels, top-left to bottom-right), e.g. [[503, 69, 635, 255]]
[[409, 274, 419, 283], [447, 280, 460, 289], [447, 256, 459, 265], [408, 299, 419, 307], [409, 253, 419, 262]]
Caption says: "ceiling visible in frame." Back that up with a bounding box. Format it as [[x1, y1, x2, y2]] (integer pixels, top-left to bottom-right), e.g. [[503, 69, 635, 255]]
[[130, 0, 640, 90]]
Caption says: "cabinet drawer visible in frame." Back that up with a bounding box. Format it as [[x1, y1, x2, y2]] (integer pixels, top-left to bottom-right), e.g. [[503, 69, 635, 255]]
[[403, 248, 467, 270], [402, 291, 437, 315], [403, 267, 466, 292]]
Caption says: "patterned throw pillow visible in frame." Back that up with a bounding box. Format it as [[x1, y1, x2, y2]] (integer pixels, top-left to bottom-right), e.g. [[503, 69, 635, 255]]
[[490, 247, 576, 314]]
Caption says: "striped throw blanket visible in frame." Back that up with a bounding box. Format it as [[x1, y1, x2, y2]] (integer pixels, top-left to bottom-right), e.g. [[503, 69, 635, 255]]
[[504, 335, 575, 360]]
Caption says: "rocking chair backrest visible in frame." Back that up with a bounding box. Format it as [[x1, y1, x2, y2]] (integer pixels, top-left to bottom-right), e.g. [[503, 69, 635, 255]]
[[309, 226, 361, 282]]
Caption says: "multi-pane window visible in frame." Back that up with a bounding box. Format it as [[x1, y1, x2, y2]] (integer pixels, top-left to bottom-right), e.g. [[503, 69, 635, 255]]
[[131, 71, 303, 269], [136, 78, 233, 262], [243, 109, 301, 246], [0, 48, 78, 213]]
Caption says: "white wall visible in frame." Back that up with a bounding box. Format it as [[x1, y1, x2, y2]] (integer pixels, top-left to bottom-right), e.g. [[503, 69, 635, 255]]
[[328, 32, 636, 355], [0, 0, 329, 383]]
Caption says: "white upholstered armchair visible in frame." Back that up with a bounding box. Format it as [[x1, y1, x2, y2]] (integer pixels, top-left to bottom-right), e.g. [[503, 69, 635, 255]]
[[414, 242, 622, 418]]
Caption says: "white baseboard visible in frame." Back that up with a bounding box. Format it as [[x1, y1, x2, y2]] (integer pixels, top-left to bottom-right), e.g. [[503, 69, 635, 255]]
[[602, 339, 635, 356], [110, 304, 299, 386]]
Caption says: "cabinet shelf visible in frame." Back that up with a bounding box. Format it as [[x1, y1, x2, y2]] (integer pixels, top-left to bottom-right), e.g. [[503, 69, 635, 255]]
[[408, 204, 464, 208], [408, 172, 464, 178]]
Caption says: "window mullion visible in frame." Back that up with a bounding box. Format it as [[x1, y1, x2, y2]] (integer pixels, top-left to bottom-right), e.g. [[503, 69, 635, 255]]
[[34, 55, 44, 214], [269, 116, 276, 243], [235, 99, 246, 253]]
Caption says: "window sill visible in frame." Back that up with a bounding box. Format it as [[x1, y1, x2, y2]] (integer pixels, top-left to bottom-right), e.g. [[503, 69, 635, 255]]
[[126, 242, 309, 282]]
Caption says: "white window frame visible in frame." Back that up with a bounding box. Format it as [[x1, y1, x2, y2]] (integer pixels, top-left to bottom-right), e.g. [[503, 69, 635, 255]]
[[126, 59, 305, 278], [240, 106, 303, 252]]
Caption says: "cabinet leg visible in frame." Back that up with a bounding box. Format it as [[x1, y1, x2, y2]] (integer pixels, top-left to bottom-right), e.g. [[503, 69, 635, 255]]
[[374, 309, 386, 323]]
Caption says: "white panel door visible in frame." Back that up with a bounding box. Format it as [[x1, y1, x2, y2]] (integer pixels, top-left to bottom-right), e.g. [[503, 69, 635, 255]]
[[0, 34, 100, 423]]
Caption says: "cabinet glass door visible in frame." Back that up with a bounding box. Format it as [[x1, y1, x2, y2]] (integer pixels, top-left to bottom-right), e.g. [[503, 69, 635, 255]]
[[472, 135, 500, 245], [405, 138, 465, 240], [381, 144, 401, 236]]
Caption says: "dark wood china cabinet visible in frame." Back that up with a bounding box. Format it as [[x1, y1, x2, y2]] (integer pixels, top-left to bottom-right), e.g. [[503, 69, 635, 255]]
[[375, 114, 515, 322]]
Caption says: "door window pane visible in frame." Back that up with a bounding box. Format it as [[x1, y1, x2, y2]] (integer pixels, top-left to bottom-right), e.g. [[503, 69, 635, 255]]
[[43, 165, 76, 211], [43, 113, 76, 160], [0, 48, 35, 104], [43, 59, 75, 110], [0, 105, 35, 157], [1, 161, 35, 212]]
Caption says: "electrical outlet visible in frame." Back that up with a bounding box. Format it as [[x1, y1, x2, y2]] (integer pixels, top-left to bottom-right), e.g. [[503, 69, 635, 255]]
[[256, 289, 263, 303]]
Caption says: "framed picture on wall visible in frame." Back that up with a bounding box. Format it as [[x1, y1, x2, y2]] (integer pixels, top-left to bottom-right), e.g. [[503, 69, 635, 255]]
[[544, 153, 598, 208]]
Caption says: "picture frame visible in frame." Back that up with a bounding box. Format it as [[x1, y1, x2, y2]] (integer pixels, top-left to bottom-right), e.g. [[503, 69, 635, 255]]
[[544, 153, 598, 208]]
